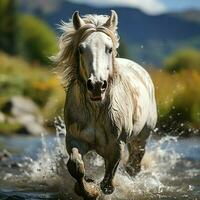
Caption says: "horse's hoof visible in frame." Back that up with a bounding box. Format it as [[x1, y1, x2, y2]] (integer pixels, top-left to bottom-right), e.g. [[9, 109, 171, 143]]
[[75, 180, 101, 199], [85, 176, 95, 183], [100, 181, 115, 195]]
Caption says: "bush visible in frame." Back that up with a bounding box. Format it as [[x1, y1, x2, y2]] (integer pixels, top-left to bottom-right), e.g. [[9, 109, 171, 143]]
[[0, 52, 65, 119], [150, 68, 200, 127], [0, 1, 57, 64], [18, 15, 57, 65], [164, 48, 200, 73]]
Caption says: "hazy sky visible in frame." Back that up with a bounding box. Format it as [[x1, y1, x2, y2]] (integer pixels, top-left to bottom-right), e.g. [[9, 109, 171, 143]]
[[70, 0, 200, 14]]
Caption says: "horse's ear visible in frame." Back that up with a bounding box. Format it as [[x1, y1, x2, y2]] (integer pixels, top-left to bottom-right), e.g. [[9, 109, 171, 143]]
[[72, 11, 85, 30], [103, 10, 118, 30]]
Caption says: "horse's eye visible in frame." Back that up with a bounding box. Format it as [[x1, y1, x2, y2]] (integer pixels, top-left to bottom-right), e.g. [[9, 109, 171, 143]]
[[106, 47, 113, 54], [108, 48, 112, 54], [79, 44, 85, 54]]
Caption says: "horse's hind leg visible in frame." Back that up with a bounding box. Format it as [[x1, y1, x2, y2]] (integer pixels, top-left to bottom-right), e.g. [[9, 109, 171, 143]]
[[125, 136, 147, 176]]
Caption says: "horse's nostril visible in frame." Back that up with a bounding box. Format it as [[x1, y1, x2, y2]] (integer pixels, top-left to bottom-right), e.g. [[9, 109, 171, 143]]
[[102, 80, 107, 90], [87, 79, 94, 91]]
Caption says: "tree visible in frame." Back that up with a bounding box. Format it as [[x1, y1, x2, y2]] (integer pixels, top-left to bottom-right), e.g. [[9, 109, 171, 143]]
[[18, 15, 57, 65], [0, 0, 18, 54], [164, 48, 200, 73]]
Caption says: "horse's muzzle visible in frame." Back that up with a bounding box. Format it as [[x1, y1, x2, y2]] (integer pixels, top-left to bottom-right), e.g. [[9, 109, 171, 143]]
[[87, 79, 107, 101]]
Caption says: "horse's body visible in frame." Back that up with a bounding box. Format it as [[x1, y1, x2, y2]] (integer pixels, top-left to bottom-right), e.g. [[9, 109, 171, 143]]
[[53, 11, 157, 199], [65, 57, 156, 155]]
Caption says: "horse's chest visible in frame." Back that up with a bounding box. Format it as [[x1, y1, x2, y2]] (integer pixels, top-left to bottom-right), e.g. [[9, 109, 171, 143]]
[[66, 103, 108, 142], [65, 91, 115, 151], [67, 117, 108, 147]]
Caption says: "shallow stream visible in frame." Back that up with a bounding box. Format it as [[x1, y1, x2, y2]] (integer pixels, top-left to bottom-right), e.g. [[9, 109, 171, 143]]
[[0, 125, 199, 200]]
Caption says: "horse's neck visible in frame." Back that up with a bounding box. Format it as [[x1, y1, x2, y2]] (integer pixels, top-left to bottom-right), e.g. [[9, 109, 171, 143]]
[[70, 80, 87, 106]]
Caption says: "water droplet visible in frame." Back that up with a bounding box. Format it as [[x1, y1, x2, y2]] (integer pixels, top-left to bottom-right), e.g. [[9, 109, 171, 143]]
[[189, 185, 194, 191]]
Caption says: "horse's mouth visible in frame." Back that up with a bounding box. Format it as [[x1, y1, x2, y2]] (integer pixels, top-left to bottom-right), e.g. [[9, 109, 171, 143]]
[[90, 90, 106, 102], [90, 96, 102, 101]]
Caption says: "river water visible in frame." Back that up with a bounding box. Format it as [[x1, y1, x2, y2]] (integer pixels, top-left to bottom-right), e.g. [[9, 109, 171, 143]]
[[0, 128, 200, 200]]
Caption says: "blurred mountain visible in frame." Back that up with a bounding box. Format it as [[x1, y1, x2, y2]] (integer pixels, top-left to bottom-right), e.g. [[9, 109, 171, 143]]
[[18, 0, 200, 66], [173, 9, 200, 24]]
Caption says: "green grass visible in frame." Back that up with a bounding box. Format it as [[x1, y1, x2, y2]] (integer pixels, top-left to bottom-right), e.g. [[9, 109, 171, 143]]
[[0, 121, 22, 135]]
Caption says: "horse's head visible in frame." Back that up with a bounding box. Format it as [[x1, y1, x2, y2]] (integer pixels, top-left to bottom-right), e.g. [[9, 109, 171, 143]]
[[73, 11, 118, 102]]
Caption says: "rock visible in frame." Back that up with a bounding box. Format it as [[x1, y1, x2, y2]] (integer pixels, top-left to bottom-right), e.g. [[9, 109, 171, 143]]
[[0, 149, 22, 169], [0, 149, 11, 162], [0, 112, 6, 123], [2, 96, 47, 135]]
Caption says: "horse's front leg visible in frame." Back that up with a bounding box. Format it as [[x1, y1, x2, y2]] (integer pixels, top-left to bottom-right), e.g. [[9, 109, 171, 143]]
[[100, 140, 123, 195], [66, 136, 100, 200]]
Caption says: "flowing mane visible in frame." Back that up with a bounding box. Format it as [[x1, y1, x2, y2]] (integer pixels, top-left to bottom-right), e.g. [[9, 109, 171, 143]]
[[52, 14, 119, 91]]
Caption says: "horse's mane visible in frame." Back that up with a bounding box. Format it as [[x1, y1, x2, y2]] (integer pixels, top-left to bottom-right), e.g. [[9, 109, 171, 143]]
[[52, 14, 119, 91]]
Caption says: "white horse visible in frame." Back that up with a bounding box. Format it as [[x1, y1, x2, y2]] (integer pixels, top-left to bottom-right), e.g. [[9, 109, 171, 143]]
[[53, 10, 157, 199]]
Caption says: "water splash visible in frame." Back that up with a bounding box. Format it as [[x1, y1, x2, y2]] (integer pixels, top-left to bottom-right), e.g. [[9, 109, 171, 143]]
[[1, 119, 200, 199], [2, 118, 69, 192], [107, 136, 181, 200]]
